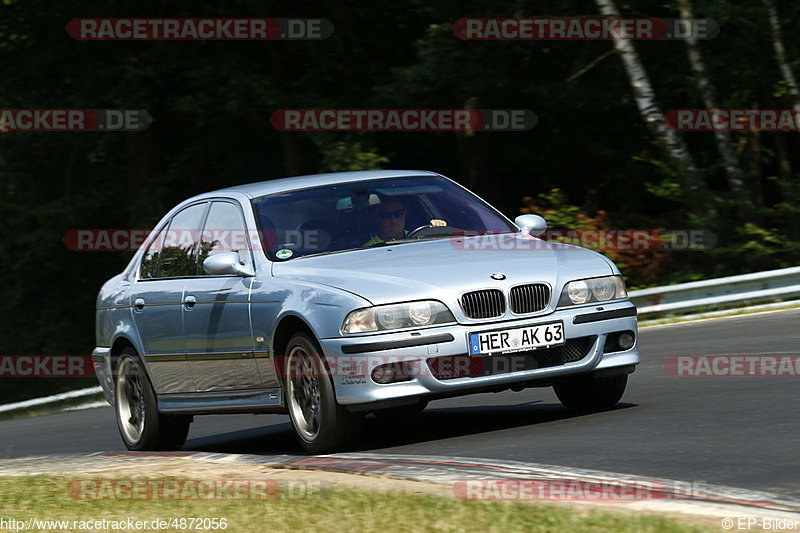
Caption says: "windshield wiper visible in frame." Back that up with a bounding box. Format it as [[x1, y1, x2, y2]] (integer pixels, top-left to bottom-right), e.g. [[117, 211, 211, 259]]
[[365, 238, 417, 248], [365, 234, 456, 248]]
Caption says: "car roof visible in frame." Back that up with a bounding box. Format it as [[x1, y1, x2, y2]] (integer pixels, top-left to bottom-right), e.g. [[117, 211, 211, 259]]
[[198, 170, 443, 200]]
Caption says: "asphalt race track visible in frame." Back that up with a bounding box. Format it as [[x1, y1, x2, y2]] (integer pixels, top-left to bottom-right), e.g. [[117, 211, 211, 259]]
[[2, 309, 798, 498]]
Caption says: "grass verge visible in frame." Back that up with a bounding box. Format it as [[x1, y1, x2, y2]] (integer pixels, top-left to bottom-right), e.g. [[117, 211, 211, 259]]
[[0, 475, 721, 533]]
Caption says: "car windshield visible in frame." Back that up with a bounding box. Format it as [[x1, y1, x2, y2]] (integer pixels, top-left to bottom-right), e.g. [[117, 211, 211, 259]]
[[251, 175, 516, 260]]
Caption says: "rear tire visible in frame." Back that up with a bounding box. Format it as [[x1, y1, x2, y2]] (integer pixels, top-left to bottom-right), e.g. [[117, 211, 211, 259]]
[[554, 374, 628, 411], [284, 332, 363, 453], [114, 348, 191, 451]]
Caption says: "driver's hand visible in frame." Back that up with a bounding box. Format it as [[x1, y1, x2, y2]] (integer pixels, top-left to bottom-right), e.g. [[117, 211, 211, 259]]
[[430, 219, 447, 227]]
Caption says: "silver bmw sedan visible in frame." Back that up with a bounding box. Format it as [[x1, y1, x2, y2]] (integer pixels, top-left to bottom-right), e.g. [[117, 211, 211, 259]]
[[93, 170, 639, 453]]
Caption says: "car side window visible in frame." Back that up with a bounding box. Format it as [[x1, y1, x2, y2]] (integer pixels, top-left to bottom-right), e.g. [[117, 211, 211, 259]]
[[197, 201, 251, 274], [139, 227, 165, 279], [144, 203, 208, 279]]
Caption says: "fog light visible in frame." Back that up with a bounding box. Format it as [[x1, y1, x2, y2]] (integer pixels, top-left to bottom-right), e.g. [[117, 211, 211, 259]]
[[617, 332, 635, 350], [371, 362, 413, 384], [603, 331, 636, 353]]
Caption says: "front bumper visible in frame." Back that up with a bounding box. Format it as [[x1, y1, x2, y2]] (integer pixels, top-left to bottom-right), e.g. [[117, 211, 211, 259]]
[[319, 301, 639, 407]]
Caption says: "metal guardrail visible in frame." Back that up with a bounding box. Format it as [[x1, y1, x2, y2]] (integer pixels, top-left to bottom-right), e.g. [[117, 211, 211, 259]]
[[629, 266, 800, 317], [0, 386, 103, 415]]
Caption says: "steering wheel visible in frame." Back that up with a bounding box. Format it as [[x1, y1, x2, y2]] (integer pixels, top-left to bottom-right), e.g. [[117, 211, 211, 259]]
[[405, 224, 433, 239], [405, 224, 462, 239]]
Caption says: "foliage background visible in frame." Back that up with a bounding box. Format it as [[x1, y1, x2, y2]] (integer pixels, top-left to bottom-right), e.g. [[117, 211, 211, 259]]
[[2, 0, 800, 401]]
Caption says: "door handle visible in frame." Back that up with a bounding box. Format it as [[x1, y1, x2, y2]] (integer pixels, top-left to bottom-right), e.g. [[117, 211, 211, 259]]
[[134, 298, 145, 311], [184, 295, 197, 309]]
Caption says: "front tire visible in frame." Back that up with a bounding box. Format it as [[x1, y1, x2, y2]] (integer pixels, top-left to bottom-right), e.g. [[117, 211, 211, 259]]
[[114, 348, 191, 451], [284, 332, 363, 453], [554, 374, 628, 411]]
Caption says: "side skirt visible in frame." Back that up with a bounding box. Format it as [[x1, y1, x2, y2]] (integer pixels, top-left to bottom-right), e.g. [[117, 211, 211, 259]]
[[157, 388, 286, 415]]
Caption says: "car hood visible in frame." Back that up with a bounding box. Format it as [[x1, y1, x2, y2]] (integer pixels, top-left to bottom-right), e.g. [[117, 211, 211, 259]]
[[271, 234, 615, 306]]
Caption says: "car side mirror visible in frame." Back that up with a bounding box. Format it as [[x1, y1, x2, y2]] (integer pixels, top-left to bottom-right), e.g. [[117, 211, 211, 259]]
[[514, 214, 547, 237], [202, 252, 254, 276]]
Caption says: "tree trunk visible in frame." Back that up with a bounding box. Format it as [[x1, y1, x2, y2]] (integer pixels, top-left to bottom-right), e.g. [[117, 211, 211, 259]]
[[763, 0, 800, 113], [750, 131, 763, 208], [126, 128, 164, 222], [594, 0, 700, 192], [742, 103, 763, 209], [456, 97, 480, 191], [762, 0, 796, 218], [678, 0, 744, 197], [278, 133, 303, 176], [267, 46, 305, 176], [773, 133, 793, 180]]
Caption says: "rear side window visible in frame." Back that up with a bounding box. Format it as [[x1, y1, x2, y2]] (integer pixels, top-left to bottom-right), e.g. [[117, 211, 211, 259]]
[[139, 227, 164, 279], [139, 203, 208, 279], [197, 201, 251, 274]]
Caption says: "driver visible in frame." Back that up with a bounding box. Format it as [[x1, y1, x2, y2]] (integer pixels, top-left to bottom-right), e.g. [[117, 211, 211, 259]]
[[363, 197, 446, 246]]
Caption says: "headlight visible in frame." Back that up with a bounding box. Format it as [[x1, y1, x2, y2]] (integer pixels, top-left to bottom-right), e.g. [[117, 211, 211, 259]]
[[342, 300, 455, 334], [558, 275, 627, 307], [567, 280, 590, 304], [407, 301, 433, 325]]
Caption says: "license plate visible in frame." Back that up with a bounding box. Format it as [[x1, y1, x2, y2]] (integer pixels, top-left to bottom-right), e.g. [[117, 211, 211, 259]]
[[469, 322, 565, 356]]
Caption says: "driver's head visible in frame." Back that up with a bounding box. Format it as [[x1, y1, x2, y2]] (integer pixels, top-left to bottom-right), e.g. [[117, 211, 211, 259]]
[[375, 197, 406, 241]]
